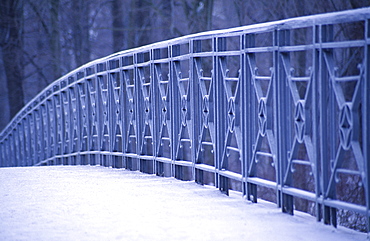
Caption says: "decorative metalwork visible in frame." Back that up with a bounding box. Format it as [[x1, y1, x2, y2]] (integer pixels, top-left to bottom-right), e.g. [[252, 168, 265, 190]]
[[0, 8, 369, 232]]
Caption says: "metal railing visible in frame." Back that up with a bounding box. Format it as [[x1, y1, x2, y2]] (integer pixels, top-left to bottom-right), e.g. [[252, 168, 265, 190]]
[[1, 8, 369, 232]]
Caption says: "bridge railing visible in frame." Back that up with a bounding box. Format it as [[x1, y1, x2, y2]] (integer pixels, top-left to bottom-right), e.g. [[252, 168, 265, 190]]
[[1, 8, 369, 231]]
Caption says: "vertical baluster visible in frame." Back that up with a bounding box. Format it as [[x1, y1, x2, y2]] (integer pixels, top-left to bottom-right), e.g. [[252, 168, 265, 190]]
[[88, 73, 99, 165], [240, 33, 248, 198], [78, 80, 88, 165], [364, 18, 370, 233], [319, 24, 333, 226], [312, 24, 322, 222], [122, 56, 136, 170], [9, 132, 15, 166], [134, 53, 141, 171], [14, 126, 20, 167], [47, 98, 55, 165], [41, 104, 48, 165], [170, 44, 179, 178], [190, 39, 199, 181], [56, 92, 63, 165], [193, 39, 203, 185], [277, 29, 294, 215], [17, 122, 24, 166], [0, 141, 3, 167], [62, 88, 70, 165], [244, 33, 258, 203], [153, 49, 161, 175], [215, 37, 228, 194], [30, 113, 37, 166]]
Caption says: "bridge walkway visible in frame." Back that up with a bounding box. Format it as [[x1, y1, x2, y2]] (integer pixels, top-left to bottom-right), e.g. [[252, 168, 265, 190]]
[[0, 166, 365, 241]]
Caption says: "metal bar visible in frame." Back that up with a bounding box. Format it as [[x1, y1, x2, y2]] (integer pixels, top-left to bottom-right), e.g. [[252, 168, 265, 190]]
[[277, 29, 294, 215], [364, 18, 370, 233], [244, 33, 257, 203], [215, 37, 228, 194], [312, 23, 321, 223]]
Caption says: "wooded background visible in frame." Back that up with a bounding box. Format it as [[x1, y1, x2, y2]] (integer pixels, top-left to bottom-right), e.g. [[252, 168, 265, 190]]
[[0, 0, 368, 130]]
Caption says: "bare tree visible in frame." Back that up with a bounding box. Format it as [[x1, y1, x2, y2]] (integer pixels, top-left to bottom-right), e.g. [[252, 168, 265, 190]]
[[111, 0, 125, 52], [181, 0, 214, 33], [71, 0, 91, 67], [127, 0, 153, 48], [50, 0, 61, 79], [0, 0, 25, 119]]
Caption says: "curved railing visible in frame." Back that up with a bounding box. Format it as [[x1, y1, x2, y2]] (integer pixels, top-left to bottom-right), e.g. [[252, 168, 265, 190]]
[[1, 8, 370, 231]]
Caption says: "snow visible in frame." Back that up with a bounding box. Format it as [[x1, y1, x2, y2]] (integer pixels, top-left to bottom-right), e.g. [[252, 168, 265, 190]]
[[0, 166, 367, 241]]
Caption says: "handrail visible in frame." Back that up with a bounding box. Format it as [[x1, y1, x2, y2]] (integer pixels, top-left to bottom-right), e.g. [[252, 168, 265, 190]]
[[1, 7, 369, 232]]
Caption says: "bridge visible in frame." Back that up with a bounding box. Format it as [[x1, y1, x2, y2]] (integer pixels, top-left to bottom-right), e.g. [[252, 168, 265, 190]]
[[0, 7, 369, 233]]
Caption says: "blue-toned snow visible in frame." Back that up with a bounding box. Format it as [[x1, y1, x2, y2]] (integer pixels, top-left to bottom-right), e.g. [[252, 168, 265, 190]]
[[0, 166, 366, 241]]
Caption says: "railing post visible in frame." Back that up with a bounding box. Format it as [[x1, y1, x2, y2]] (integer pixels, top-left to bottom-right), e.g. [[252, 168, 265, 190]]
[[16, 122, 23, 166], [313, 24, 322, 222], [190, 39, 200, 182], [364, 18, 370, 233], [38, 103, 44, 166], [61, 80, 70, 165], [319, 23, 336, 227], [49, 90, 55, 166], [212, 37, 218, 188], [239, 33, 247, 198], [135, 51, 153, 173], [97, 63, 110, 167], [170, 44, 180, 178], [277, 29, 294, 215], [193, 39, 202, 184], [215, 36, 228, 194], [191, 39, 202, 183], [71, 76, 81, 166], [171, 42, 193, 180], [244, 33, 257, 202], [133, 53, 141, 171], [9, 131, 14, 167], [152, 48, 161, 175], [40, 103, 47, 165], [0, 141, 2, 167], [150, 49, 158, 174], [78, 79, 88, 165], [3, 137, 8, 167], [108, 59, 123, 168], [69, 85, 75, 165], [152, 48, 165, 176], [29, 112, 36, 166], [87, 70, 99, 165]]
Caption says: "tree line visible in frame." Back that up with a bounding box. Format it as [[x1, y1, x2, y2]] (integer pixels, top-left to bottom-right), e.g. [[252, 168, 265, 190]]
[[0, 0, 367, 130]]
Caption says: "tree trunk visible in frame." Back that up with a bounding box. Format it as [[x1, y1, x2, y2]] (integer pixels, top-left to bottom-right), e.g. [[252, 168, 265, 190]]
[[72, 0, 90, 67], [111, 0, 125, 52], [50, 0, 61, 80], [0, 0, 24, 118], [128, 0, 152, 48], [183, 0, 214, 34]]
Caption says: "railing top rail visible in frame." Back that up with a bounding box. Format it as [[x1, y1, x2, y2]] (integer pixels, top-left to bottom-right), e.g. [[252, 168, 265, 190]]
[[1, 6, 370, 140]]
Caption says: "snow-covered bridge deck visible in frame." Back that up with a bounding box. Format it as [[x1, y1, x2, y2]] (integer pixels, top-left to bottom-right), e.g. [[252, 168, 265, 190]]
[[0, 166, 366, 241]]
